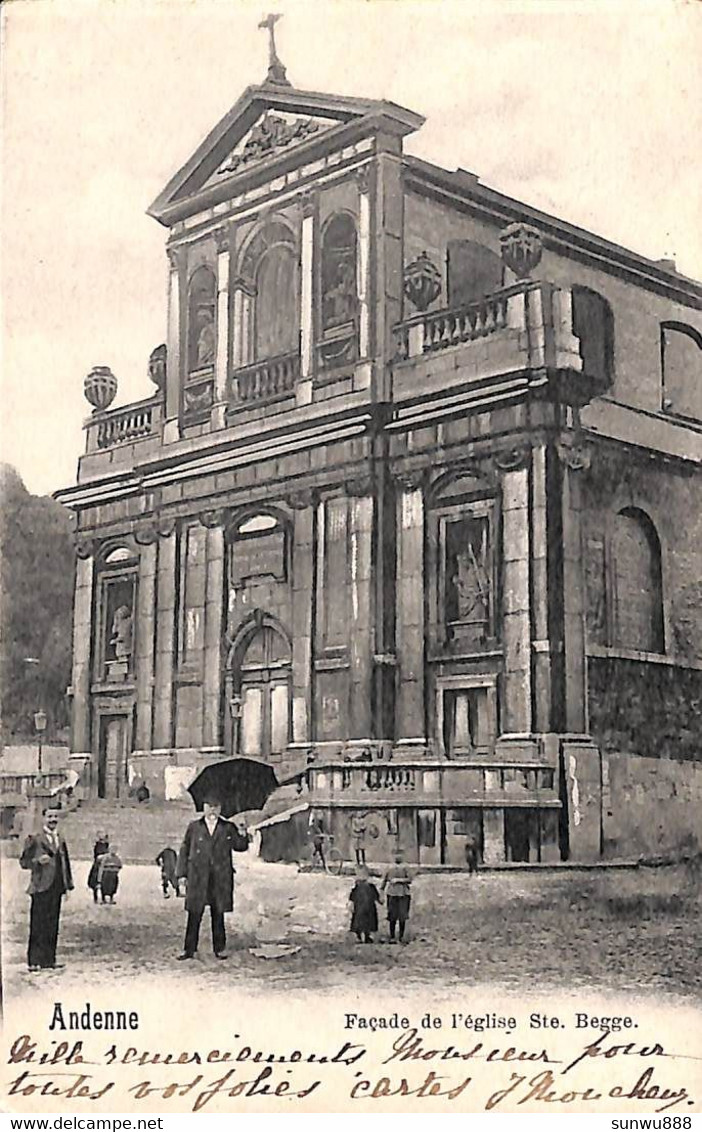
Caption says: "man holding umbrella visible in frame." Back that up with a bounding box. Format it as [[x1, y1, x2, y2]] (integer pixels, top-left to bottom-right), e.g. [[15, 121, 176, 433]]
[[176, 794, 250, 961]]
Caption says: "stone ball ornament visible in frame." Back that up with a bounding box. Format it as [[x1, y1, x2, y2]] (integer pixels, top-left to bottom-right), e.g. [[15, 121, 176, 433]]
[[148, 343, 167, 393], [84, 366, 118, 412], [403, 251, 442, 312], [499, 223, 543, 280]]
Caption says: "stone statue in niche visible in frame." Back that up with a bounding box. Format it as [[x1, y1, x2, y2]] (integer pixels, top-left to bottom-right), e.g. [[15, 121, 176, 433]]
[[195, 307, 216, 368], [110, 605, 133, 659], [324, 258, 356, 329], [453, 548, 489, 624]]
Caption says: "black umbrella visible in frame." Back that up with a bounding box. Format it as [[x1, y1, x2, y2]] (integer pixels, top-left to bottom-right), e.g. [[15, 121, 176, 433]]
[[187, 758, 279, 819]]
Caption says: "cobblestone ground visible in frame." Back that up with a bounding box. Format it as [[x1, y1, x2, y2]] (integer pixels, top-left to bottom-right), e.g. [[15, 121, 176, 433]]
[[2, 853, 699, 1001]]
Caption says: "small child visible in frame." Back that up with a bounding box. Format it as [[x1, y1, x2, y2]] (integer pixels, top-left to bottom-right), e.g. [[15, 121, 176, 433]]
[[349, 866, 381, 944], [380, 847, 413, 944], [97, 847, 122, 904], [155, 847, 179, 898]]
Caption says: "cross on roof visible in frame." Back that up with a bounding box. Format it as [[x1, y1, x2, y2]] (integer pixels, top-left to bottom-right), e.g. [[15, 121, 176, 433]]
[[258, 13, 290, 86]]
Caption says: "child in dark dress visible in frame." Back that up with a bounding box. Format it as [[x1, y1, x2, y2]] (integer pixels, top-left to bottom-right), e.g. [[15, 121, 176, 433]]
[[87, 831, 109, 903], [97, 847, 122, 903], [349, 866, 381, 943]]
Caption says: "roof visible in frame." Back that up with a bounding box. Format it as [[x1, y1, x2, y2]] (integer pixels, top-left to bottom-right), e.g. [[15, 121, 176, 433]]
[[404, 156, 702, 305]]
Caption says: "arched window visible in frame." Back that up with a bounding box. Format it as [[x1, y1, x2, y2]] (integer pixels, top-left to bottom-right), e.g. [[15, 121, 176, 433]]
[[254, 243, 298, 360], [319, 213, 358, 369], [661, 321, 702, 421], [446, 240, 504, 307], [572, 286, 614, 389], [612, 508, 664, 653], [187, 266, 216, 374]]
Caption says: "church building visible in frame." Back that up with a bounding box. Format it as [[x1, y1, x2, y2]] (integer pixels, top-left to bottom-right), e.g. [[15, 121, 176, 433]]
[[56, 34, 702, 865]]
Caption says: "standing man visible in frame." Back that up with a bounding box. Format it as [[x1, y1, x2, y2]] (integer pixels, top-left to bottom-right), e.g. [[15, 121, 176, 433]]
[[176, 795, 249, 961], [351, 811, 368, 867], [20, 806, 73, 971]]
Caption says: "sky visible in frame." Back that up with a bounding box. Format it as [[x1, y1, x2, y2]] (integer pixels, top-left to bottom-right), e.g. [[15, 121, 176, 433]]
[[1, 0, 700, 497]]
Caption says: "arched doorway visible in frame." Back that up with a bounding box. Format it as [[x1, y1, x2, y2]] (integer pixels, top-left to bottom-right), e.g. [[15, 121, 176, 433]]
[[225, 616, 292, 764]]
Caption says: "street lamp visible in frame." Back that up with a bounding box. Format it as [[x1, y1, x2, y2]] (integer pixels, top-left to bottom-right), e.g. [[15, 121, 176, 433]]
[[33, 710, 47, 778]]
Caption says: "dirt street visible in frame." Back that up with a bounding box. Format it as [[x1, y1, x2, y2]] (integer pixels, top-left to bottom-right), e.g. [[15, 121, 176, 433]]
[[2, 853, 699, 1000]]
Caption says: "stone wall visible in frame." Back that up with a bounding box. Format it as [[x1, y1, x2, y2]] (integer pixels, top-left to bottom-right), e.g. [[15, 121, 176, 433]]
[[589, 657, 702, 763], [603, 750, 702, 857]]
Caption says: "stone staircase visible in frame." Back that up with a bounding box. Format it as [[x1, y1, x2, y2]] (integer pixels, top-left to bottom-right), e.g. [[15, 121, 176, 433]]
[[43, 798, 194, 864]]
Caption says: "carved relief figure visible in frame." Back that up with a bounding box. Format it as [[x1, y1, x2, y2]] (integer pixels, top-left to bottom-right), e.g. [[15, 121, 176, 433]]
[[195, 308, 216, 368], [110, 605, 133, 659]]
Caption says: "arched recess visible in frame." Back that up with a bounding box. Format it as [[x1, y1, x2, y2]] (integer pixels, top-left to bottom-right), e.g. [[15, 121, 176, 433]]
[[223, 611, 292, 763], [318, 211, 359, 369], [187, 266, 217, 374], [661, 321, 702, 421], [611, 507, 664, 653], [95, 539, 140, 683], [572, 285, 614, 389], [237, 220, 299, 365]]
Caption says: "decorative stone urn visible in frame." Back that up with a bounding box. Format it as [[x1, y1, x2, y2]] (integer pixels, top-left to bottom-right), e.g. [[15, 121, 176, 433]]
[[84, 366, 117, 412], [403, 251, 442, 312], [148, 343, 167, 393], [499, 223, 543, 280]]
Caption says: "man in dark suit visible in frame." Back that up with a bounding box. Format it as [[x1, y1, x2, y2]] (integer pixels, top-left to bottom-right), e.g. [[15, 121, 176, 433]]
[[176, 795, 249, 961], [20, 806, 73, 971]]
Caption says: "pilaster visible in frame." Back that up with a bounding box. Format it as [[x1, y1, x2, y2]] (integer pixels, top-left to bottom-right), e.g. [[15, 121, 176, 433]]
[[134, 540, 157, 751], [498, 446, 532, 734], [347, 478, 374, 738], [557, 435, 591, 733], [288, 489, 316, 741], [70, 545, 95, 756], [164, 246, 184, 443], [394, 471, 426, 743], [202, 521, 225, 748], [297, 191, 315, 406], [210, 227, 231, 430], [153, 526, 177, 749]]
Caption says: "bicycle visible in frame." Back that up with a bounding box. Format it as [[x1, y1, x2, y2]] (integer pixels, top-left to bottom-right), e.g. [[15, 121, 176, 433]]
[[298, 832, 345, 876]]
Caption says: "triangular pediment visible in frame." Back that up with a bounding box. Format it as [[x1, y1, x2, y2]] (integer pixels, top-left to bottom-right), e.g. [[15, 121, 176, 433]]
[[148, 82, 424, 226], [205, 109, 339, 186]]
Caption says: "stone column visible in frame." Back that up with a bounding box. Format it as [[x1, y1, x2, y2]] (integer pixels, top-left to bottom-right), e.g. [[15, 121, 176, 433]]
[[288, 489, 316, 741], [134, 538, 157, 752], [153, 524, 177, 751], [70, 542, 95, 756], [557, 438, 591, 733], [164, 246, 184, 444], [297, 192, 315, 407], [347, 478, 374, 738], [202, 517, 225, 749], [499, 447, 532, 734], [210, 228, 231, 430], [395, 473, 426, 745]]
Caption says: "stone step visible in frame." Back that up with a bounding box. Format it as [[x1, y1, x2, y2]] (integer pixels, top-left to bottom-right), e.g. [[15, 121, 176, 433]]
[[52, 799, 193, 864]]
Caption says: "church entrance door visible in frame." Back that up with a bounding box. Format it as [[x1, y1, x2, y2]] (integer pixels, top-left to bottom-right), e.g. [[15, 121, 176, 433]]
[[97, 715, 129, 799]]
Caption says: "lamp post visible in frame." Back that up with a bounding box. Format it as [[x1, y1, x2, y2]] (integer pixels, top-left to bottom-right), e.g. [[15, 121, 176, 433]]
[[34, 710, 47, 778]]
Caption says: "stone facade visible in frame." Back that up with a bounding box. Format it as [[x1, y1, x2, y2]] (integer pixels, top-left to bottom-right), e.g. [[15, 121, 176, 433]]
[[56, 73, 702, 864]]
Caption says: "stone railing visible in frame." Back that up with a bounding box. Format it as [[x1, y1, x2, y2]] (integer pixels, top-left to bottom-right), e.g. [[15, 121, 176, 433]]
[[309, 759, 559, 804], [85, 396, 164, 453], [396, 290, 513, 360], [233, 351, 300, 404]]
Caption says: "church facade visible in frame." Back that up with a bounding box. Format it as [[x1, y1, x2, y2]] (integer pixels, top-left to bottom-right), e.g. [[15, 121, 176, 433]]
[[56, 59, 702, 865]]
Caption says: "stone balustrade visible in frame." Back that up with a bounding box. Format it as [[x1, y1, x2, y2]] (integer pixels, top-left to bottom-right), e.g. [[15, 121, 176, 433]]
[[85, 397, 163, 453], [308, 758, 559, 806], [396, 290, 515, 360], [233, 351, 300, 404]]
